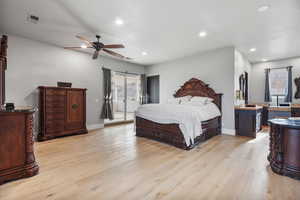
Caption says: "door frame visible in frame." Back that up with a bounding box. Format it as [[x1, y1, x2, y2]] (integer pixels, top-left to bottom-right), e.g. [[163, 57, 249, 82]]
[[105, 71, 141, 125], [147, 75, 160, 104]]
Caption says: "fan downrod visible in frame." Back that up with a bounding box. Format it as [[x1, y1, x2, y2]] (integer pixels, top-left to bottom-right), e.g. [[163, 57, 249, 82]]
[[96, 35, 101, 41]]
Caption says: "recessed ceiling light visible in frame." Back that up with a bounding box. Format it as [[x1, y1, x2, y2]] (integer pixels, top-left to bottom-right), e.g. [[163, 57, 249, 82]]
[[81, 44, 87, 49], [258, 5, 270, 12], [115, 18, 124, 25], [249, 48, 256, 52], [262, 58, 268, 62], [198, 31, 207, 37], [142, 51, 147, 56]]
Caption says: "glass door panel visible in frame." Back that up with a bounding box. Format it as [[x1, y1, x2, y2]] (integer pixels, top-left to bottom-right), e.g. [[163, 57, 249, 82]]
[[105, 72, 125, 124], [126, 74, 141, 120]]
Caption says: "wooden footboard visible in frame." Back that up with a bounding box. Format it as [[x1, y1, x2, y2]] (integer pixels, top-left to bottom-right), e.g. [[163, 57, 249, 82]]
[[135, 116, 221, 150]]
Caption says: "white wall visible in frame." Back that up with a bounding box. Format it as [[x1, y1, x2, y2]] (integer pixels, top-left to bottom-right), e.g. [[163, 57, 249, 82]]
[[250, 57, 300, 104], [234, 49, 252, 105], [5, 35, 145, 133], [146, 47, 236, 133]]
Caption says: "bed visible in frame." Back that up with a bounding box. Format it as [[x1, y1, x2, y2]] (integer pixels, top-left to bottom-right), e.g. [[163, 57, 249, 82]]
[[135, 78, 222, 150]]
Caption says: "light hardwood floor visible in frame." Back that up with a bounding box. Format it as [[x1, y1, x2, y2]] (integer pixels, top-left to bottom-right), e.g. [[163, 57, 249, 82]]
[[0, 124, 299, 200]]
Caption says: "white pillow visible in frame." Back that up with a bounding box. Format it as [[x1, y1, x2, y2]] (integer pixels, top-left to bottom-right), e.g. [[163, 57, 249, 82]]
[[190, 96, 214, 104], [206, 97, 214, 103], [190, 96, 208, 104], [167, 98, 180, 104], [178, 96, 192, 104], [182, 101, 206, 107]]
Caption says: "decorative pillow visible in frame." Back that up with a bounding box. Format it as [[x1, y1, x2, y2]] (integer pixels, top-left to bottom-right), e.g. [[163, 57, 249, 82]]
[[178, 96, 192, 104], [190, 96, 214, 104], [206, 97, 214, 103], [190, 96, 208, 104]]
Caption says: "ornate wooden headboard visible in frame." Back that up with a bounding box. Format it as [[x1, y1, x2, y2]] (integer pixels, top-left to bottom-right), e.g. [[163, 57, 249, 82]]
[[174, 78, 223, 111]]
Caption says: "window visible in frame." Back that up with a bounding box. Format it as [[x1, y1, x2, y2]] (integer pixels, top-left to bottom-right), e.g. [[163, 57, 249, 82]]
[[269, 68, 288, 105], [269, 69, 288, 96]]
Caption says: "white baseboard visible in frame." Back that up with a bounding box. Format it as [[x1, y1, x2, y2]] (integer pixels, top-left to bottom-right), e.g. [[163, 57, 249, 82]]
[[87, 123, 104, 131], [222, 128, 236, 136]]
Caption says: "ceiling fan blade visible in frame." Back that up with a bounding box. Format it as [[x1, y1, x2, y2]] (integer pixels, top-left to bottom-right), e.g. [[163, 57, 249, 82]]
[[64, 47, 82, 49], [103, 44, 125, 49], [76, 35, 94, 47], [64, 46, 93, 50], [92, 50, 99, 59], [103, 48, 129, 59]]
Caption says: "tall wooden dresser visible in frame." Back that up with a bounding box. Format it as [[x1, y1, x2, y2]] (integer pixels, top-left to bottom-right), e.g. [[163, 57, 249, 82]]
[[38, 86, 87, 141]]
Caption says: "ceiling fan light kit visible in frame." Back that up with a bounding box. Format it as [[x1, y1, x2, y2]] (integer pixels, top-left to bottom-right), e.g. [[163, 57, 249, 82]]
[[64, 35, 130, 60]]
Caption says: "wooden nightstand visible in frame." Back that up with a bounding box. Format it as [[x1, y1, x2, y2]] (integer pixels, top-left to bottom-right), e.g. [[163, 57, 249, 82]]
[[291, 106, 300, 117], [235, 106, 263, 138]]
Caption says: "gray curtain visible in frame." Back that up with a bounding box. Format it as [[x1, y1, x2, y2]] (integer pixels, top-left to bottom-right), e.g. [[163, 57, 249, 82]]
[[140, 74, 147, 104], [101, 68, 114, 120], [285, 66, 293, 102], [264, 68, 271, 102]]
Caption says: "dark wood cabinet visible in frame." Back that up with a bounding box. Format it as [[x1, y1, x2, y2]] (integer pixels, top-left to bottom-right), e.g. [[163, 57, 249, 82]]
[[38, 86, 87, 141], [0, 108, 39, 184], [291, 107, 300, 117], [0, 35, 7, 105], [235, 106, 262, 138], [269, 119, 300, 179], [261, 106, 269, 126]]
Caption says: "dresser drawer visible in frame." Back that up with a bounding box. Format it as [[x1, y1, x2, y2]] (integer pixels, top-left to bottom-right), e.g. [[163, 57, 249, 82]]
[[46, 89, 66, 96], [291, 108, 300, 117], [45, 96, 65, 103], [45, 120, 65, 133], [46, 106, 65, 113], [45, 101, 65, 108], [46, 129, 64, 134], [46, 113, 65, 120]]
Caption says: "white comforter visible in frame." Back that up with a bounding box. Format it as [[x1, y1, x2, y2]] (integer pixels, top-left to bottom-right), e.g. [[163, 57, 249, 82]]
[[135, 103, 221, 146]]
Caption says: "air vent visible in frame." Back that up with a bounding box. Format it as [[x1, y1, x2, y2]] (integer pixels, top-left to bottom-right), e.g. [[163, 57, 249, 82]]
[[27, 14, 39, 24]]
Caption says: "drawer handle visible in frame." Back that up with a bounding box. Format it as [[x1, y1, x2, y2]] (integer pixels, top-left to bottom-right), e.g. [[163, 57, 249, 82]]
[[72, 104, 79, 110]]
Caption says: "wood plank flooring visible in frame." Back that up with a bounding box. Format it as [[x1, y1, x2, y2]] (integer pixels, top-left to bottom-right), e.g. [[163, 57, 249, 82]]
[[0, 124, 300, 200]]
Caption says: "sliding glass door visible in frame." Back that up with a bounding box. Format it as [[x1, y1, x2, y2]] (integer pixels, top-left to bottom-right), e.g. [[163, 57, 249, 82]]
[[104, 72, 141, 124]]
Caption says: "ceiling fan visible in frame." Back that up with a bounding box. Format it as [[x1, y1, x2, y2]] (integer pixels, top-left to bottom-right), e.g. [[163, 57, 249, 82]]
[[64, 35, 130, 60]]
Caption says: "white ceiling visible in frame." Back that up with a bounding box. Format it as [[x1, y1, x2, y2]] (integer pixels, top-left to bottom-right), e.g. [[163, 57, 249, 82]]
[[1, 0, 300, 65]]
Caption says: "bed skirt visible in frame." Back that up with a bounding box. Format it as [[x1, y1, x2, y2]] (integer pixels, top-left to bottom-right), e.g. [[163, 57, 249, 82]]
[[135, 116, 221, 150]]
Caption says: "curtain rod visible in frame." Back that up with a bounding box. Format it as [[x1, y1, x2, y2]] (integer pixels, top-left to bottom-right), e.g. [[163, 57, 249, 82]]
[[102, 67, 142, 76], [266, 66, 293, 70], [114, 70, 141, 76]]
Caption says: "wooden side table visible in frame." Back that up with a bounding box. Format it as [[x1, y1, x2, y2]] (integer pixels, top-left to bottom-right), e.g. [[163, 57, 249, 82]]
[[0, 107, 39, 184], [269, 119, 300, 180], [235, 106, 262, 138]]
